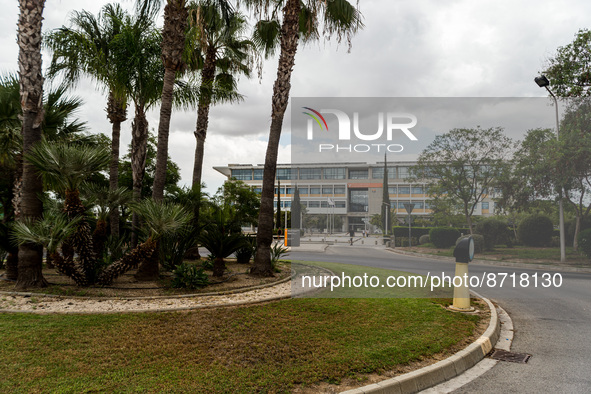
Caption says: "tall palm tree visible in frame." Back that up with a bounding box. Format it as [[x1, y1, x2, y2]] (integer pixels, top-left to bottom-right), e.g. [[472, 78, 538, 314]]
[[187, 0, 253, 191], [46, 3, 130, 239], [26, 141, 111, 285], [15, 0, 48, 289], [152, 0, 189, 202], [244, 0, 362, 276]]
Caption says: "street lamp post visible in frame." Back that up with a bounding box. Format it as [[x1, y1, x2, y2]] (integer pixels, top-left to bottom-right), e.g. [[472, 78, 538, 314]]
[[535, 75, 566, 263], [403, 203, 415, 247]]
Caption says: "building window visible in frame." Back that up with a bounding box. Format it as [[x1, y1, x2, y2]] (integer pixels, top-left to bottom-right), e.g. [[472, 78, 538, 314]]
[[335, 200, 346, 208], [308, 201, 320, 208], [349, 189, 368, 212], [413, 201, 424, 209], [398, 186, 410, 194], [388, 186, 397, 194], [285, 187, 293, 195], [425, 201, 431, 209], [398, 167, 410, 179], [349, 169, 369, 179], [321, 201, 329, 208], [412, 186, 423, 194], [284, 201, 292, 208], [299, 168, 321, 180], [372, 167, 397, 179], [277, 168, 292, 180], [254, 187, 261, 194], [334, 186, 346, 194], [253, 169, 263, 180], [397, 201, 410, 209], [231, 169, 252, 180], [310, 187, 321, 195], [324, 167, 346, 179], [274, 187, 285, 195], [298, 187, 309, 195], [482, 202, 489, 210], [322, 186, 333, 195]]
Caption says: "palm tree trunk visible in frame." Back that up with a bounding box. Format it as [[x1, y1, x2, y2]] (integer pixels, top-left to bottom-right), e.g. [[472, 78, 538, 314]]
[[152, 68, 177, 202], [134, 239, 160, 281], [153, 0, 188, 202], [131, 104, 148, 248], [252, 0, 300, 277], [107, 91, 126, 239], [191, 44, 216, 189], [15, 0, 48, 290], [213, 256, 225, 277]]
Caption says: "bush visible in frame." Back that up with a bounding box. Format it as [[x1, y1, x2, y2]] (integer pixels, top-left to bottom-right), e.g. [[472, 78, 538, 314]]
[[419, 234, 430, 245], [392, 227, 431, 238], [235, 236, 256, 264], [577, 229, 591, 260], [429, 227, 461, 248], [394, 237, 419, 247], [456, 234, 484, 254], [201, 255, 215, 270], [517, 214, 553, 247], [475, 218, 510, 251], [566, 217, 591, 243], [171, 263, 209, 289], [270, 243, 289, 272]]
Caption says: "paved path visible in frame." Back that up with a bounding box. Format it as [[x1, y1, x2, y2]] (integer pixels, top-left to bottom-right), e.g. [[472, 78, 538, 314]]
[[289, 244, 591, 393]]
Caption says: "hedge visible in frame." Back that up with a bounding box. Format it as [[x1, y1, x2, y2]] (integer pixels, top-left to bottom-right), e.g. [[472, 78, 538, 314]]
[[577, 228, 591, 260], [429, 227, 461, 248]]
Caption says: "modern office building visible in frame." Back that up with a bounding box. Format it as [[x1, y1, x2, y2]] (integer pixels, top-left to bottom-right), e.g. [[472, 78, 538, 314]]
[[213, 161, 497, 232]]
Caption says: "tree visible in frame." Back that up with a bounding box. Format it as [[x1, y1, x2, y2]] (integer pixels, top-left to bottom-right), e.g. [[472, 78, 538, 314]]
[[214, 179, 260, 229], [247, 0, 362, 276], [556, 99, 591, 249], [291, 187, 301, 229], [46, 4, 130, 239], [26, 141, 110, 285], [545, 29, 591, 97], [381, 155, 391, 235], [187, 1, 252, 191], [413, 127, 513, 234], [152, 0, 189, 201], [15, 0, 47, 289]]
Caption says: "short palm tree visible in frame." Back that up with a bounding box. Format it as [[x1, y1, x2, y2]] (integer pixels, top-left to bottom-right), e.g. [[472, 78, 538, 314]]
[[11, 212, 87, 286], [199, 204, 247, 277], [98, 199, 192, 284], [26, 140, 110, 285], [244, 0, 362, 276]]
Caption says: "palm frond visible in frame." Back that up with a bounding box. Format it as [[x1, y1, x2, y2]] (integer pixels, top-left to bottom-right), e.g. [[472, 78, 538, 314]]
[[11, 213, 81, 253], [130, 199, 193, 239]]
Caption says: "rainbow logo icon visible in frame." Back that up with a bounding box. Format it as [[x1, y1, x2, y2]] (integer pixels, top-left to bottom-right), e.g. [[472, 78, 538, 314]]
[[302, 107, 329, 131]]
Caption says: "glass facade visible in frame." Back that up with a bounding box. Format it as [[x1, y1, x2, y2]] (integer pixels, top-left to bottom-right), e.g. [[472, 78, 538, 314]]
[[349, 189, 368, 212], [482, 202, 489, 210], [277, 168, 292, 180], [298, 187, 309, 194], [322, 186, 333, 195], [412, 186, 424, 194], [310, 187, 321, 194], [334, 186, 346, 194], [349, 169, 369, 179], [253, 169, 263, 180], [398, 186, 410, 194], [231, 169, 252, 180], [372, 167, 397, 179], [324, 167, 346, 179], [299, 168, 321, 179]]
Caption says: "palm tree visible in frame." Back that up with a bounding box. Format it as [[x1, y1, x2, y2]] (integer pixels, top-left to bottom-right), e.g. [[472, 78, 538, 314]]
[[15, 0, 48, 289], [199, 204, 246, 277], [98, 199, 191, 284], [243, 0, 362, 276], [151, 0, 189, 202], [26, 141, 110, 285], [46, 3, 129, 239], [187, 1, 253, 191]]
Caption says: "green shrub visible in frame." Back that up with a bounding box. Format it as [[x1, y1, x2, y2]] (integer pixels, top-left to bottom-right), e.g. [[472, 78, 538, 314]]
[[419, 234, 430, 245], [201, 255, 215, 270], [456, 234, 484, 254], [392, 227, 431, 238], [517, 214, 553, 247], [429, 227, 461, 248], [566, 217, 591, 243], [475, 218, 510, 251], [577, 228, 591, 260], [394, 237, 418, 247], [171, 263, 209, 289], [270, 243, 289, 272], [235, 236, 256, 264]]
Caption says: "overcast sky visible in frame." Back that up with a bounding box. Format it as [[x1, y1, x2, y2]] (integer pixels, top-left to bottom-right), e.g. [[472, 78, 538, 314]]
[[2, 0, 591, 193]]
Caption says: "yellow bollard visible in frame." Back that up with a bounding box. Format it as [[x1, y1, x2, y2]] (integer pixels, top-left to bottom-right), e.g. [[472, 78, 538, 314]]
[[450, 237, 475, 311]]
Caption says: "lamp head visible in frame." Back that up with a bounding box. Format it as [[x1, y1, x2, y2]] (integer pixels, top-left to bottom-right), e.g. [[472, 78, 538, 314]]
[[535, 75, 550, 88]]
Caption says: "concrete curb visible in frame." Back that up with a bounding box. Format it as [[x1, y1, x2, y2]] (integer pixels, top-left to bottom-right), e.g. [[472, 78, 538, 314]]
[[340, 295, 500, 394], [386, 248, 591, 274]]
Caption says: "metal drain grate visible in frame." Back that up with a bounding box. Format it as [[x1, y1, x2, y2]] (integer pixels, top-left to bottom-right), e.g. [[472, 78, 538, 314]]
[[488, 349, 532, 363]]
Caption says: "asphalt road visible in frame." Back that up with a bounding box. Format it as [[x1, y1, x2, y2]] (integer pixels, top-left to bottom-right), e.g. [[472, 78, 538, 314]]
[[289, 244, 591, 393]]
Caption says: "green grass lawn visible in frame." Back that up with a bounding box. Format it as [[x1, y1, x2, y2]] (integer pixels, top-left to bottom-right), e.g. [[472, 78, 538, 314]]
[[1, 293, 479, 393]]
